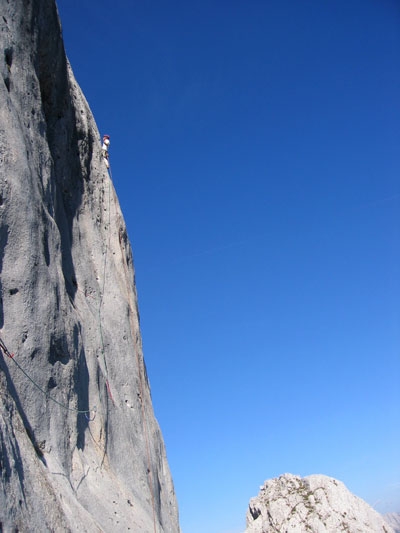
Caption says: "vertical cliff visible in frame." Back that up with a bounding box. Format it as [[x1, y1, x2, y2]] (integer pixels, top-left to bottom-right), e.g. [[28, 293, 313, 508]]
[[0, 1, 179, 531]]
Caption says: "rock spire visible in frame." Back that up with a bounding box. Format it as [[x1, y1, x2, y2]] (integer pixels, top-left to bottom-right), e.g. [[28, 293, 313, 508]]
[[245, 474, 394, 533]]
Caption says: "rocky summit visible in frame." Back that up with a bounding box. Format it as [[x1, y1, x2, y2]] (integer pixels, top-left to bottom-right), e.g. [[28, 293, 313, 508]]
[[0, 0, 179, 531], [245, 474, 394, 533]]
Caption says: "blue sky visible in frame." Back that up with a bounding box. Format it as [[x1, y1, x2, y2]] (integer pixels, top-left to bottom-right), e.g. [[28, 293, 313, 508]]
[[57, 1, 400, 531]]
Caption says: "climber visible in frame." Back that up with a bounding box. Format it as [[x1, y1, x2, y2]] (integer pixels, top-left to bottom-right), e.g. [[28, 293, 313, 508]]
[[102, 134, 110, 169]]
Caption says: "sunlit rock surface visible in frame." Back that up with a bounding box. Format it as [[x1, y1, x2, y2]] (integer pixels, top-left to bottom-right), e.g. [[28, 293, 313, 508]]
[[245, 474, 394, 533], [0, 0, 179, 531], [385, 513, 400, 533]]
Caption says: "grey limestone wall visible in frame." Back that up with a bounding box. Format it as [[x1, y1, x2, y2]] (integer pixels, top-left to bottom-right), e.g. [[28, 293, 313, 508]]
[[0, 1, 179, 531]]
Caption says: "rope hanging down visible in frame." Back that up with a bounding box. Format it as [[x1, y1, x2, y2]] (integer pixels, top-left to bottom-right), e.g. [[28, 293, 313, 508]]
[[97, 163, 114, 403], [0, 336, 96, 420], [106, 160, 157, 533]]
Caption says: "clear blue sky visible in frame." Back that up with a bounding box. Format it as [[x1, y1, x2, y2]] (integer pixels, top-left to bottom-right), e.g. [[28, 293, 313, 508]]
[[57, 1, 399, 531]]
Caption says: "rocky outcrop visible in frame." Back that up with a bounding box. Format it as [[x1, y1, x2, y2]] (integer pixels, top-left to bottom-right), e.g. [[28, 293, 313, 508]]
[[0, 0, 179, 531], [385, 513, 400, 533], [245, 474, 394, 533]]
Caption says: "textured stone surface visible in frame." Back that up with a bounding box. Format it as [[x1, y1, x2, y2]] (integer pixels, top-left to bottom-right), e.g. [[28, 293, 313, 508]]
[[385, 514, 400, 533], [0, 1, 179, 531], [245, 474, 394, 533]]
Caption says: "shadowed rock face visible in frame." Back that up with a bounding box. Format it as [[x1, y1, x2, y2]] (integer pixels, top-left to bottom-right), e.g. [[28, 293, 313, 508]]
[[245, 474, 394, 533], [0, 1, 180, 531]]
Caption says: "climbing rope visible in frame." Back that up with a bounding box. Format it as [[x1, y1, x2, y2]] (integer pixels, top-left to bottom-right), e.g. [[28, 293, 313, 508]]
[[137, 348, 158, 533], [0, 336, 96, 420], [53, 151, 156, 530], [97, 164, 114, 403], [106, 160, 157, 532], [113, 207, 158, 531]]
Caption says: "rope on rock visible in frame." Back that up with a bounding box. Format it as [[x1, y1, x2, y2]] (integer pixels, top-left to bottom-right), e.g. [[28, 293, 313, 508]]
[[0, 336, 97, 420], [97, 163, 114, 403], [137, 348, 158, 533], [106, 160, 158, 533]]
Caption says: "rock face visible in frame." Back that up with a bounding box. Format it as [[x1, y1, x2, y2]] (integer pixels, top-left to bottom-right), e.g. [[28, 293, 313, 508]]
[[385, 514, 400, 533], [0, 1, 179, 531], [246, 474, 394, 533]]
